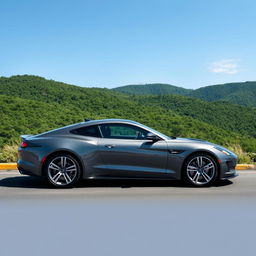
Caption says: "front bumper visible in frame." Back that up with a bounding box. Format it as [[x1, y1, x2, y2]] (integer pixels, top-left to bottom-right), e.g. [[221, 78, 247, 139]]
[[219, 157, 238, 180], [220, 169, 238, 180]]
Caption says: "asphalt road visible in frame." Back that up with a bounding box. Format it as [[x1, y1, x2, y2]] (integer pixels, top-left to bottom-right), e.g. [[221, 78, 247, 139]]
[[0, 170, 256, 256], [0, 170, 255, 201]]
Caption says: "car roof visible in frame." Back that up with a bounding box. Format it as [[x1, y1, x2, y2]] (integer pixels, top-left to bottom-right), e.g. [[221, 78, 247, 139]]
[[81, 119, 141, 126], [37, 119, 142, 136]]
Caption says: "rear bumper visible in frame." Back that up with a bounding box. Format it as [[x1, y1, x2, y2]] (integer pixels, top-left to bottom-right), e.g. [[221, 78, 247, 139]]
[[17, 159, 41, 177], [17, 145, 45, 176], [17, 164, 38, 176]]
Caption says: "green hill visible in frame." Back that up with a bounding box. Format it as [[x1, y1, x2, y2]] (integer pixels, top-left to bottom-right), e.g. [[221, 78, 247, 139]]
[[0, 75, 256, 163], [190, 81, 256, 107], [113, 83, 191, 96], [113, 81, 256, 107]]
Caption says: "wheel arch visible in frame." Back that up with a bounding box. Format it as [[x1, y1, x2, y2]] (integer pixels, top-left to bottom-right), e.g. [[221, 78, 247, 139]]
[[41, 149, 84, 177]]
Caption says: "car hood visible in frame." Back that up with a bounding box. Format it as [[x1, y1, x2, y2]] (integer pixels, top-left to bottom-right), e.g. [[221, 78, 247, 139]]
[[167, 137, 236, 156], [167, 137, 214, 145]]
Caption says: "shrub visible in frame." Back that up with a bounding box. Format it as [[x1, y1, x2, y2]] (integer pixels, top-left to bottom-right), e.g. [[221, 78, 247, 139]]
[[227, 144, 254, 164], [0, 144, 18, 163]]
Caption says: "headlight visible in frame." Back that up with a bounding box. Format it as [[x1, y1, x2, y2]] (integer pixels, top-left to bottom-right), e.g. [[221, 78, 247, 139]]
[[214, 146, 231, 156]]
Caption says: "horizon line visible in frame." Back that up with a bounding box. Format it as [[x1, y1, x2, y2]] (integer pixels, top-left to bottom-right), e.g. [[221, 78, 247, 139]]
[[1, 73, 255, 90]]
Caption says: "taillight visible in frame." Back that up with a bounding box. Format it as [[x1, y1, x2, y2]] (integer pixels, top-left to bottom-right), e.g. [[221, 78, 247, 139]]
[[20, 141, 28, 148]]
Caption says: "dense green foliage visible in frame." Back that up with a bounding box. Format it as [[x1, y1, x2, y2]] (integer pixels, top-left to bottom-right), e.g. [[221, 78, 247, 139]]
[[0, 95, 86, 146], [135, 95, 256, 138], [0, 75, 256, 163], [114, 81, 256, 107], [113, 83, 191, 96]]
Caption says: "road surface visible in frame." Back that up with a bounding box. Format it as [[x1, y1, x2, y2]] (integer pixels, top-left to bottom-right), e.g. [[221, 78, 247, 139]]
[[0, 170, 255, 201], [0, 170, 255, 256]]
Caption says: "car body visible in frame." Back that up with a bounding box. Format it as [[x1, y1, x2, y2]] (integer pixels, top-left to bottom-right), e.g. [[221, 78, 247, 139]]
[[17, 119, 238, 187]]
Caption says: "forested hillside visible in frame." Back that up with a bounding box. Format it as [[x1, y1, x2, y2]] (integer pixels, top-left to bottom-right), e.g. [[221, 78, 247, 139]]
[[114, 81, 256, 107], [135, 95, 256, 138], [190, 81, 256, 107], [0, 75, 255, 163]]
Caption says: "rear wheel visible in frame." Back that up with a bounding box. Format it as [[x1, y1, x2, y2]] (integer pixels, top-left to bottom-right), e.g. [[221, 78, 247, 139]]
[[45, 153, 81, 188], [183, 153, 218, 187]]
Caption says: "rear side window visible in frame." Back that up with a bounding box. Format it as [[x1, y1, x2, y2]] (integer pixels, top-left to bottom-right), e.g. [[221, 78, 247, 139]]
[[70, 125, 101, 137]]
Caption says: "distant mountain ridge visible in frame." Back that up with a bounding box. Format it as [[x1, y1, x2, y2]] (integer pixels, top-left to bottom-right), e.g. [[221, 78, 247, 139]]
[[113, 81, 256, 107], [112, 83, 191, 96], [190, 81, 256, 106]]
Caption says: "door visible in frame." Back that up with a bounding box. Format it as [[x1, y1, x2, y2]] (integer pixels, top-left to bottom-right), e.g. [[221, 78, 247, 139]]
[[95, 123, 168, 178]]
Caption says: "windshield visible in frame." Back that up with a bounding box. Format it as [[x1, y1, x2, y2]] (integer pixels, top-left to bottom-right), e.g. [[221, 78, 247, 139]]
[[135, 122, 170, 140]]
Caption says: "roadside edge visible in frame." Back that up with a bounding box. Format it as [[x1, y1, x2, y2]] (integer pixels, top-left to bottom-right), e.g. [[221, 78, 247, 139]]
[[0, 163, 255, 171]]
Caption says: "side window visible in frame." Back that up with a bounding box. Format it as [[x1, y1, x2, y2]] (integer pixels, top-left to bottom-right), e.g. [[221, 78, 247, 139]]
[[99, 124, 148, 140], [70, 125, 101, 137]]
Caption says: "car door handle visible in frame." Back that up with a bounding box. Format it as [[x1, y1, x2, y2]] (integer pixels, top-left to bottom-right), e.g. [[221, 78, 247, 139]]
[[105, 144, 115, 149]]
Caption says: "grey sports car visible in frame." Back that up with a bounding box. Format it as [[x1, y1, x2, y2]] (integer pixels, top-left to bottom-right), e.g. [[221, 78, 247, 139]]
[[18, 119, 238, 188]]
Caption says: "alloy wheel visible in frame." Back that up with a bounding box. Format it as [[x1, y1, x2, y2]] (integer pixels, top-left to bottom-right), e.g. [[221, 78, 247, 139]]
[[47, 156, 79, 187], [186, 155, 216, 186]]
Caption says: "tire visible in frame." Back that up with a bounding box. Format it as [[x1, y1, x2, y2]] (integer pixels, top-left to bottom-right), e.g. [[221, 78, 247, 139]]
[[183, 153, 218, 187], [45, 153, 81, 188]]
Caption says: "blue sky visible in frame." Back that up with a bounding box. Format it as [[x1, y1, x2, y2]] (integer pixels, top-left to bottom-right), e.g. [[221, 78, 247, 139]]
[[1, 0, 255, 89]]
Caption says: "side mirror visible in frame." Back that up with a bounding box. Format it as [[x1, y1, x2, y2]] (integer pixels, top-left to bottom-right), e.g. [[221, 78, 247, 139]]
[[146, 132, 160, 141]]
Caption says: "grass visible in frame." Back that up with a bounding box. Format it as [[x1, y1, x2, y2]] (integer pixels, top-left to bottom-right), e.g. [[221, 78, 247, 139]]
[[227, 144, 255, 164]]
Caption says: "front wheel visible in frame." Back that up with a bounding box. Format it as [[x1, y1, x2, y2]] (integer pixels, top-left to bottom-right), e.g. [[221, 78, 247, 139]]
[[45, 154, 81, 188], [183, 153, 218, 187]]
